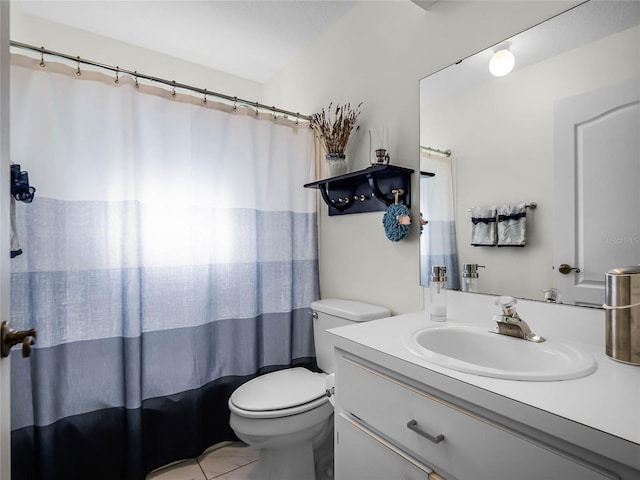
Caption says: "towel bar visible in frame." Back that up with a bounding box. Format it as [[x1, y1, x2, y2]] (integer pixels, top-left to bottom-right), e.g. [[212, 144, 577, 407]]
[[467, 202, 536, 213]]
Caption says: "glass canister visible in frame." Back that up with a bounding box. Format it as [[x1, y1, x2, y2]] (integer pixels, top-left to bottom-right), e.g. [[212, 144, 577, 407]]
[[603, 266, 640, 366]]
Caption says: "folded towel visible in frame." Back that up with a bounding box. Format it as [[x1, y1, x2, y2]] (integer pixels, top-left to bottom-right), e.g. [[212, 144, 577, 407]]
[[497, 203, 527, 247], [470, 206, 497, 246]]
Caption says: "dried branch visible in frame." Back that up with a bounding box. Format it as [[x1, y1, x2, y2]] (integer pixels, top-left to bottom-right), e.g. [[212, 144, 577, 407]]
[[312, 102, 362, 155]]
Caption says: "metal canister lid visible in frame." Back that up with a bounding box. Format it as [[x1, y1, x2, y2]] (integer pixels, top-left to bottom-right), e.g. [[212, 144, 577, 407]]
[[431, 265, 447, 282], [606, 266, 640, 276], [605, 265, 640, 307]]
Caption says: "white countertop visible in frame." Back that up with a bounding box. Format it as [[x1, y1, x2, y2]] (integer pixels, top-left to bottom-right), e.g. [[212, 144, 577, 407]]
[[328, 308, 640, 468]]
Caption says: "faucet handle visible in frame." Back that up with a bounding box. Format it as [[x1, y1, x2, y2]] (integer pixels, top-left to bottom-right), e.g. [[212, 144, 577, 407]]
[[542, 288, 562, 303], [495, 296, 519, 317]]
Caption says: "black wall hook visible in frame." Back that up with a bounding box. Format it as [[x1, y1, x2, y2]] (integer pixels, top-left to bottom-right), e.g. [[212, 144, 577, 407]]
[[304, 165, 416, 216], [11, 164, 36, 203]]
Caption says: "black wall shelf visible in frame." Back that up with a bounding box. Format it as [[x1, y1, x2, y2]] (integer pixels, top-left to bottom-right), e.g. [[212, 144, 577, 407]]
[[304, 165, 422, 216]]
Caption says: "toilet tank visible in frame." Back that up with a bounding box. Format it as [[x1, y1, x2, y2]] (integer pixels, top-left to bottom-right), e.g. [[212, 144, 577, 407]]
[[310, 298, 390, 373]]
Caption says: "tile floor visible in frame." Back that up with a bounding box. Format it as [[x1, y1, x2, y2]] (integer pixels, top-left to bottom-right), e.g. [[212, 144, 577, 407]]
[[146, 441, 258, 480]]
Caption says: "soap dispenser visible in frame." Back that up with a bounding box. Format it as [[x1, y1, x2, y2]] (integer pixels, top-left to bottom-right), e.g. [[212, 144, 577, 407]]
[[429, 265, 447, 322], [461, 263, 485, 293]]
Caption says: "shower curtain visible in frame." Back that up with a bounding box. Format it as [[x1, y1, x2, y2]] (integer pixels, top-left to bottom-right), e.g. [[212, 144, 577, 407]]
[[8, 54, 319, 480], [420, 152, 459, 289]]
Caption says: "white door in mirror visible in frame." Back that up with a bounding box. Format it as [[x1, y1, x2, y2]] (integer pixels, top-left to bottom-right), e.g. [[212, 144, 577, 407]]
[[554, 79, 640, 307]]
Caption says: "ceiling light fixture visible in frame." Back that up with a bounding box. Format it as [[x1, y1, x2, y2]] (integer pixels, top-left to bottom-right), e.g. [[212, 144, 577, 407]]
[[489, 43, 515, 77]]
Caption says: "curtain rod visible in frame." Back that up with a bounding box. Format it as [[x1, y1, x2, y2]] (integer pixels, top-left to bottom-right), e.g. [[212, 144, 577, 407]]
[[10, 40, 312, 123], [420, 145, 451, 157]]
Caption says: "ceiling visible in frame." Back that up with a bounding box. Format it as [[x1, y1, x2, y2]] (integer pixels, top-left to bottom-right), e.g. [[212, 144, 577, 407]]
[[421, 0, 640, 107], [17, 0, 357, 83]]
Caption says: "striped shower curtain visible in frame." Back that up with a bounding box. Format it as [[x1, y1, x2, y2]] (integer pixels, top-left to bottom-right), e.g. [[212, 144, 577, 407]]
[[8, 54, 319, 480], [420, 152, 459, 289]]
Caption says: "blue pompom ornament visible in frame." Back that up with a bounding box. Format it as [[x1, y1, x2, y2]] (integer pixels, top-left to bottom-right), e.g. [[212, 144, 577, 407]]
[[383, 203, 411, 242]]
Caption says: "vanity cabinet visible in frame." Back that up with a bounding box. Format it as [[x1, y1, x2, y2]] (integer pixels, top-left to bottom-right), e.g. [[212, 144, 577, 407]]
[[335, 351, 618, 480], [336, 414, 435, 480]]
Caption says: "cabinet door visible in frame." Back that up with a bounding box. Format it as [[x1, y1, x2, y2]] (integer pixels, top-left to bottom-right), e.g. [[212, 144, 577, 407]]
[[337, 355, 617, 480], [336, 414, 433, 480]]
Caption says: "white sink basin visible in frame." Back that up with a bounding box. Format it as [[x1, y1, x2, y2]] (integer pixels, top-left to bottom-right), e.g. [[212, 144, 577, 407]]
[[405, 325, 597, 381]]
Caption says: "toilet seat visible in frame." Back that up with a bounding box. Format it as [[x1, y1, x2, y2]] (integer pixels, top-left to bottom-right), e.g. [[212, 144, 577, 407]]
[[229, 368, 329, 419]]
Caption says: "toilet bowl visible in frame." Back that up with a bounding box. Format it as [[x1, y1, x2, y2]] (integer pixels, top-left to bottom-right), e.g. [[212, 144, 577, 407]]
[[228, 299, 390, 480], [229, 368, 333, 480]]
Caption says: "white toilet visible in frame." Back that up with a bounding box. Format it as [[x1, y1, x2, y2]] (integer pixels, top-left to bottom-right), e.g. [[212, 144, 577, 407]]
[[228, 298, 390, 480]]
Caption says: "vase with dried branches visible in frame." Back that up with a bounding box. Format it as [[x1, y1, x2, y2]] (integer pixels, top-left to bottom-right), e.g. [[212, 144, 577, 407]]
[[312, 102, 362, 177]]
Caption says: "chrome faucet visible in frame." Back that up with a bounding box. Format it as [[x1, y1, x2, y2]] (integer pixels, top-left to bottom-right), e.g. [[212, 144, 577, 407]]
[[492, 296, 545, 343]]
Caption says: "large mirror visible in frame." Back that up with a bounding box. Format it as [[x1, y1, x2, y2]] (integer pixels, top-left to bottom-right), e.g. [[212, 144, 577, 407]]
[[419, 0, 640, 307]]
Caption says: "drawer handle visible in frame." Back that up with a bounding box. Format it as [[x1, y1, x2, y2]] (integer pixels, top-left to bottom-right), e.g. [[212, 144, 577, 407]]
[[407, 419, 444, 444]]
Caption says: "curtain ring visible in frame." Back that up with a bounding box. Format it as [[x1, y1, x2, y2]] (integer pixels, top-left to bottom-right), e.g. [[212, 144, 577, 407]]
[[203, 89, 207, 105], [134, 71, 139, 89], [295, 113, 299, 126], [255, 101, 259, 116], [171, 81, 176, 98], [115, 66, 119, 85], [76, 56, 81, 77], [232, 96, 238, 112], [39, 47, 45, 68], [272, 106, 277, 122]]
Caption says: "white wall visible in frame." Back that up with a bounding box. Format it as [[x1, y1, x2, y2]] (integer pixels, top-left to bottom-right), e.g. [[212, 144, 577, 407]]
[[264, 0, 581, 315], [10, 0, 583, 316], [10, 3, 263, 102]]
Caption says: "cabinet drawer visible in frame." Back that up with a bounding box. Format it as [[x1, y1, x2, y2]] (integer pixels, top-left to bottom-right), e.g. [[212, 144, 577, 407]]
[[337, 355, 615, 480], [336, 413, 434, 480]]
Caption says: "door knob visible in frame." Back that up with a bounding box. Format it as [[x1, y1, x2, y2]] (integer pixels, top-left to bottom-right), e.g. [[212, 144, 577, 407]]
[[1, 321, 37, 358], [558, 263, 581, 275]]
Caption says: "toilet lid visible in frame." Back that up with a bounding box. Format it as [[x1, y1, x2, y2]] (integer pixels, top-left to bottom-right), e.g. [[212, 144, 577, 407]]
[[230, 368, 327, 412]]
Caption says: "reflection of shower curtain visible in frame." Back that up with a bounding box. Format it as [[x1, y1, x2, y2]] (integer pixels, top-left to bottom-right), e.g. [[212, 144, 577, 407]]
[[420, 152, 459, 289], [8, 55, 319, 480]]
